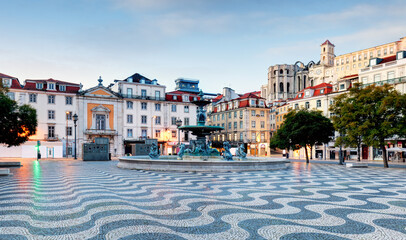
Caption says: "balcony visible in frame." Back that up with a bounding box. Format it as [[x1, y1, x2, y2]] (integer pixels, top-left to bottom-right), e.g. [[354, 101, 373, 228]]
[[362, 76, 406, 88], [120, 94, 166, 101], [44, 134, 59, 141], [85, 129, 118, 135]]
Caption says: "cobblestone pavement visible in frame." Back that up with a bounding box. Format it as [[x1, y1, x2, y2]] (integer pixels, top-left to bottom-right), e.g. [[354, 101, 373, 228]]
[[0, 160, 405, 240]]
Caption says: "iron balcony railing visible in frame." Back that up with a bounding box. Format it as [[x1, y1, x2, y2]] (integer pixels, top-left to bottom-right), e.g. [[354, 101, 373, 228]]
[[120, 94, 166, 101], [84, 129, 118, 135], [44, 134, 58, 141], [362, 76, 406, 87]]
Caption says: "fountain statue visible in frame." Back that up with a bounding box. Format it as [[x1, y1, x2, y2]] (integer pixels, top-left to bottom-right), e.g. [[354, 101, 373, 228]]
[[236, 144, 247, 160], [222, 141, 233, 161], [149, 142, 160, 159]]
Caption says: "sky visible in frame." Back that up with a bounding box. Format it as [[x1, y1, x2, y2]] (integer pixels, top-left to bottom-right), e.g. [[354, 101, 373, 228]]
[[1, 0, 406, 94]]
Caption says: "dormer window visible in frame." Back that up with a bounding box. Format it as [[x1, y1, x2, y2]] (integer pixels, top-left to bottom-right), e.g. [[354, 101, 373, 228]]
[[173, 95, 177, 100], [47, 83, 55, 90], [59, 85, 66, 91], [182, 95, 189, 102], [250, 100, 256, 106], [2, 78, 11, 88], [298, 93, 302, 98], [140, 78, 145, 84], [259, 101, 264, 106], [370, 58, 377, 66], [320, 89, 325, 94], [305, 91, 310, 97], [36, 83, 43, 89]]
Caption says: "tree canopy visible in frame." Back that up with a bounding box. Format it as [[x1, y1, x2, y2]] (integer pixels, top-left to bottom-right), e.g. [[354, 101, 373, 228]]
[[0, 93, 37, 147], [330, 83, 406, 168], [270, 109, 334, 163]]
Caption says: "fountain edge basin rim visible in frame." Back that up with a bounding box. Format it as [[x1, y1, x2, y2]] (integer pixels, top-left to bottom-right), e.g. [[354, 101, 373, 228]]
[[118, 156, 290, 172]]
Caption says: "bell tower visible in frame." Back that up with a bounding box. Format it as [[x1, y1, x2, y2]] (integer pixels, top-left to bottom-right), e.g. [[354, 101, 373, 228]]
[[320, 40, 335, 67]]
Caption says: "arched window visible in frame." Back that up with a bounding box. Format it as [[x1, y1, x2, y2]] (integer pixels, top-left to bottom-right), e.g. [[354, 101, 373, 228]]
[[323, 47, 325, 52], [279, 69, 283, 74], [286, 69, 289, 74], [287, 82, 290, 93], [273, 83, 276, 93], [279, 82, 284, 93], [298, 76, 301, 90], [311, 80, 314, 87], [303, 76, 306, 88], [274, 70, 277, 75]]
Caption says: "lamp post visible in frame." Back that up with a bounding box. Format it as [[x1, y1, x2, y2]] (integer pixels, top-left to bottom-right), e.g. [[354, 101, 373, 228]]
[[151, 116, 157, 139], [175, 118, 182, 146], [66, 111, 69, 158], [73, 114, 78, 160]]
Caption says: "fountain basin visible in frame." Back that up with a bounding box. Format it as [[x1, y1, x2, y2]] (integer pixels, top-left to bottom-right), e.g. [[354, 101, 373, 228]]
[[117, 156, 290, 172]]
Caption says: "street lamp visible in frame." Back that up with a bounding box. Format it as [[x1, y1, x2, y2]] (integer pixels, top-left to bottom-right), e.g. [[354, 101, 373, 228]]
[[73, 113, 78, 160], [151, 116, 157, 139], [175, 118, 182, 146], [66, 111, 69, 158]]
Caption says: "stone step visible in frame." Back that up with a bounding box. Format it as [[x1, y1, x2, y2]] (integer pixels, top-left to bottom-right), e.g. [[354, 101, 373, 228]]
[[0, 168, 10, 176], [346, 162, 368, 168], [0, 162, 21, 167]]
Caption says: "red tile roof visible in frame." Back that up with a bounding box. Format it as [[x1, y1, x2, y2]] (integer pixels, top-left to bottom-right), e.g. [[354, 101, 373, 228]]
[[212, 94, 223, 103], [321, 40, 335, 47], [237, 92, 264, 100], [342, 74, 358, 80], [293, 83, 333, 100], [165, 90, 200, 102], [23, 78, 80, 93], [0, 73, 17, 79], [380, 55, 397, 64]]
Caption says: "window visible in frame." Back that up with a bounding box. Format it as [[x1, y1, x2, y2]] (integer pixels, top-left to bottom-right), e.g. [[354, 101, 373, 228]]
[[29, 94, 37, 103], [374, 74, 381, 83], [364, 53, 367, 59], [387, 71, 395, 80], [127, 88, 133, 97], [234, 111, 237, 118], [155, 103, 161, 111], [260, 121, 265, 128], [48, 110, 55, 120], [317, 100, 321, 108], [251, 133, 256, 141], [171, 104, 177, 112], [221, 114, 224, 120], [305, 102, 310, 109], [141, 102, 147, 110], [295, 103, 298, 109], [358, 55, 361, 61], [172, 130, 177, 138], [66, 127, 72, 136], [361, 77, 368, 83], [370, 52, 373, 58], [217, 115, 220, 121], [48, 95, 55, 104], [155, 116, 161, 125], [155, 130, 160, 138], [171, 117, 177, 125], [59, 85, 66, 91], [96, 115, 106, 130], [390, 47, 394, 54], [221, 123, 225, 128], [182, 95, 189, 102], [251, 99, 256, 106], [228, 122, 231, 129], [339, 84, 345, 90], [346, 58, 349, 63], [173, 95, 177, 100], [261, 133, 265, 142], [127, 129, 133, 137], [141, 89, 147, 98], [65, 96, 72, 105], [384, 49, 387, 55], [141, 129, 147, 137], [2, 78, 11, 87], [184, 106, 189, 113], [228, 112, 231, 118], [260, 111, 264, 117], [127, 101, 133, 109], [377, 50, 381, 57], [251, 121, 256, 128], [240, 133, 243, 140], [48, 126, 55, 138], [47, 83, 55, 90], [184, 117, 189, 125], [240, 110, 243, 118], [66, 111, 72, 120], [141, 115, 147, 124], [353, 56, 356, 62], [234, 122, 237, 129], [127, 114, 133, 123], [240, 121, 243, 129], [251, 110, 256, 116], [155, 91, 160, 99]]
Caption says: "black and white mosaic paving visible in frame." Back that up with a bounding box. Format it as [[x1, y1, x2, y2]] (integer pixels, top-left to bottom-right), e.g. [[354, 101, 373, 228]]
[[0, 160, 405, 239]]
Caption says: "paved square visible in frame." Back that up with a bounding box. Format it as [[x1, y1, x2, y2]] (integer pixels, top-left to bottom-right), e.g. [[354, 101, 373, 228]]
[[0, 160, 405, 239]]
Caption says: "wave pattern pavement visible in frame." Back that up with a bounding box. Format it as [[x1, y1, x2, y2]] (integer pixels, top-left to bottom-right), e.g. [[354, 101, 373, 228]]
[[0, 160, 405, 239]]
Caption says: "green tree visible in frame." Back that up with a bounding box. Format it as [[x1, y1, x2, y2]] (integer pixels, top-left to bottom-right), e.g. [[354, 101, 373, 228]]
[[330, 84, 367, 162], [269, 109, 335, 163], [331, 83, 406, 168], [0, 93, 37, 147]]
